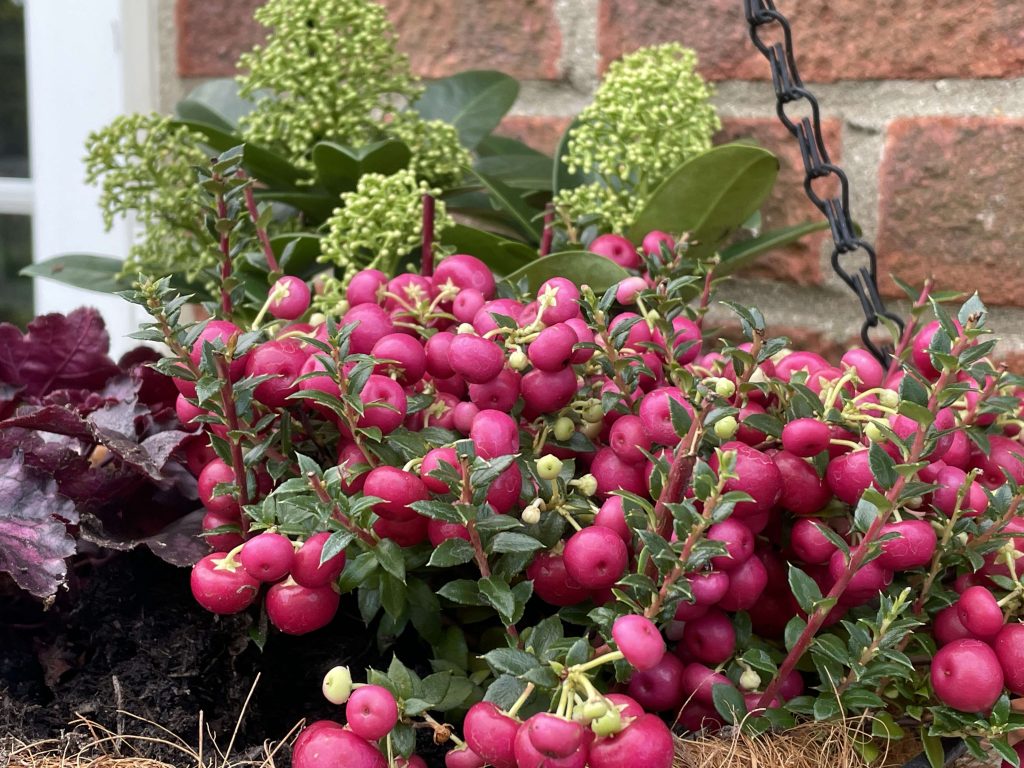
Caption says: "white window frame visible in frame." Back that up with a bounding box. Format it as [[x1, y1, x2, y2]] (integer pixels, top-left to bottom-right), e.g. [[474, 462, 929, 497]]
[[23, 0, 159, 356]]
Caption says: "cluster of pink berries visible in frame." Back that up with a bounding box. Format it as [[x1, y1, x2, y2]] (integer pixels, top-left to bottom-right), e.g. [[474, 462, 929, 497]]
[[170, 233, 1024, 767]]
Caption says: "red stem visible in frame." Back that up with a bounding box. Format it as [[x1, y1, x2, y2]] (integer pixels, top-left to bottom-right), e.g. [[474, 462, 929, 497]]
[[540, 204, 554, 257], [757, 330, 972, 708], [308, 473, 377, 548], [885, 278, 933, 379], [215, 356, 250, 535], [242, 175, 280, 273], [421, 194, 435, 276]]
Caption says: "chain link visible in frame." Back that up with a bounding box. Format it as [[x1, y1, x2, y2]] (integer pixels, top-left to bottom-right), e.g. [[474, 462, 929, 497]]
[[743, 0, 904, 364]]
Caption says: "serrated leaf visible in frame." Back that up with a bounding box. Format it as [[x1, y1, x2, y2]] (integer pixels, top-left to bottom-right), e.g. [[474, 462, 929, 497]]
[[479, 576, 516, 624], [483, 674, 528, 710], [490, 531, 545, 554], [711, 683, 747, 725], [482, 647, 542, 677], [868, 442, 898, 489], [429, 538, 476, 567], [788, 564, 823, 614], [438, 579, 484, 606]]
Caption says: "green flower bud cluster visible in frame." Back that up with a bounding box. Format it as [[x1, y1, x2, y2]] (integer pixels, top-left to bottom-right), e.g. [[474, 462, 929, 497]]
[[237, 0, 469, 185], [320, 169, 453, 277], [555, 44, 720, 233], [311, 275, 348, 318], [84, 113, 214, 283]]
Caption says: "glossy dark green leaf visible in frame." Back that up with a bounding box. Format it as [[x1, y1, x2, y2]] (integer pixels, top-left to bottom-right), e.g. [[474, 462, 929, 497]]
[[21, 254, 130, 294], [273, 234, 323, 276], [788, 564, 822, 614], [414, 71, 519, 150], [440, 224, 536, 277], [175, 78, 256, 131], [172, 119, 309, 190], [311, 140, 412, 195], [254, 189, 336, 222], [718, 220, 830, 276], [711, 683, 748, 725], [501, 251, 629, 293], [469, 170, 544, 243], [476, 135, 547, 158], [627, 144, 779, 259], [474, 154, 553, 191]]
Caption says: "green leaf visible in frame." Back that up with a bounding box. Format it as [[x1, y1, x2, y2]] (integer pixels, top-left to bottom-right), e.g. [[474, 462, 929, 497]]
[[273, 234, 323, 276], [718, 220, 830, 276], [490, 532, 545, 554], [390, 722, 416, 757], [440, 224, 536, 277], [627, 144, 780, 259], [991, 738, 1020, 768], [477, 134, 546, 158], [414, 71, 520, 150], [312, 140, 412, 195], [388, 655, 417, 700], [920, 727, 946, 768], [175, 77, 255, 130], [788, 564, 823, 614], [868, 442, 898, 489], [429, 538, 476, 567], [478, 576, 516, 623], [380, 572, 407, 619], [438, 579, 485, 606], [254, 189, 336, 222], [483, 674, 528, 710], [475, 154, 553, 191], [468, 170, 544, 243], [711, 683, 747, 725], [375, 539, 406, 583], [482, 647, 541, 677], [784, 616, 807, 652], [958, 292, 987, 328], [21, 254, 130, 294], [853, 497, 880, 533], [501, 251, 629, 293]]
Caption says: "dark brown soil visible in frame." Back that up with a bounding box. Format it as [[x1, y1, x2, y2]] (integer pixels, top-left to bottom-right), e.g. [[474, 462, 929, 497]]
[[0, 550, 446, 766]]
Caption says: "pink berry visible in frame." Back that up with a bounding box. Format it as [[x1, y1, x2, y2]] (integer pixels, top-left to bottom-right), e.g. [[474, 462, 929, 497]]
[[591, 447, 647, 498], [563, 526, 628, 590], [589, 715, 673, 768], [448, 334, 505, 384], [346, 269, 388, 306], [240, 532, 295, 582], [829, 549, 893, 605], [525, 713, 584, 759], [707, 519, 755, 572], [626, 652, 685, 712], [425, 332, 457, 379], [175, 394, 204, 430], [594, 496, 631, 542], [877, 519, 937, 570], [190, 320, 247, 380], [463, 702, 519, 768], [931, 638, 1004, 712], [638, 387, 692, 446], [565, 317, 594, 362], [682, 609, 736, 665], [453, 288, 486, 323], [717, 554, 769, 612], [292, 531, 347, 588], [427, 519, 471, 547], [826, 450, 876, 506], [198, 458, 239, 515], [527, 551, 590, 607], [527, 323, 578, 372], [202, 511, 243, 552], [357, 374, 407, 434], [468, 368, 522, 412], [246, 338, 309, 408], [444, 747, 486, 768], [935, 605, 973, 647], [365, 466, 429, 522], [190, 553, 260, 615], [612, 614, 666, 671], [292, 721, 385, 768], [841, 348, 884, 390], [342, 304, 395, 354], [992, 623, 1024, 695], [268, 276, 311, 320], [266, 581, 340, 635], [470, 409, 519, 458], [641, 230, 675, 257], [781, 418, 830, 458], [371, 333, 427, 385], [615, 276, 648, 305], [773, 450, 831, 516], [790, 518, 839, 565], [433, 254, 496, 298], [420, 446, 459, 494], [521, 366, 579, 415], [346, 684, 399, 741], [688, 571, 731, 606], [452, 400, 479, 435], [589, 233, 640, 269], [537, 277, 581, 325], [713, 442, 783, 519], [609, 415, 651, 466], [957, 585, 1004, 639]]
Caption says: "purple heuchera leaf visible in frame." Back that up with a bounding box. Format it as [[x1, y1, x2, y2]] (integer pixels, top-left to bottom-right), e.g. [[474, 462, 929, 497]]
[[0, 452, 78, 600], [0, 307, 119, 398]]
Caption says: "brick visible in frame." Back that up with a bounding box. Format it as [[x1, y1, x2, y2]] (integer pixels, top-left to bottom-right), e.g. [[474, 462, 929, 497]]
[[715, 118, 843, 286], [178, 0, 561, 80], [176, 0, 263, 78], [598, 0, 1024, 82], [876, 118, 1024, 307], [495, 116, 571, 156]]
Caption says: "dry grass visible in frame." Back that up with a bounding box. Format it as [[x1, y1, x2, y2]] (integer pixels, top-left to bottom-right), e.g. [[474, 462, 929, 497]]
[[1, 674, 303, 768]]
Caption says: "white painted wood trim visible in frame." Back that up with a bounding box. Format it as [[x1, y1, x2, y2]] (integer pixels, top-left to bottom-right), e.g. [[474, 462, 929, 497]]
[[0, 177, 33, 216]]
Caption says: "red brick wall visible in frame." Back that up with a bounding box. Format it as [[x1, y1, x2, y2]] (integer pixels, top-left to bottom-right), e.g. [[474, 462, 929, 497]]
[[174, 0, 1024, 356]]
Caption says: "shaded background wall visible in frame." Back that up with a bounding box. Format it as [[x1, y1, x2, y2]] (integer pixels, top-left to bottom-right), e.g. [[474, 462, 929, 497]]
[[164, 0, 1024, 361]]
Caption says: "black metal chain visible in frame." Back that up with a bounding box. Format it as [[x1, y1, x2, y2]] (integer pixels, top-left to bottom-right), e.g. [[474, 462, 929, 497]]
[[742, 0, 904, 364]]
